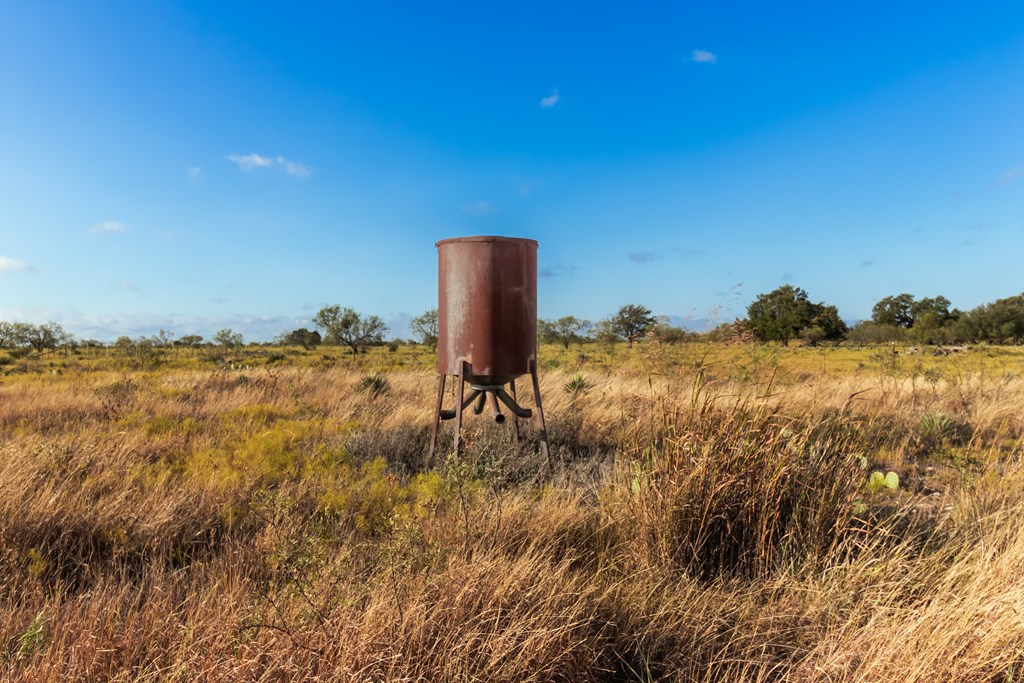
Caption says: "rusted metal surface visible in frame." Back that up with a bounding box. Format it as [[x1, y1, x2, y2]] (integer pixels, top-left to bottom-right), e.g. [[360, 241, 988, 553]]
[[437, 236, 538, 385], [430, 235, 549, 466]]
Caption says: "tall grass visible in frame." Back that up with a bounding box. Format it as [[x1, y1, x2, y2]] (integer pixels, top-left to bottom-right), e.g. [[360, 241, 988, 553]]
[[1, 344, 1023, 680]]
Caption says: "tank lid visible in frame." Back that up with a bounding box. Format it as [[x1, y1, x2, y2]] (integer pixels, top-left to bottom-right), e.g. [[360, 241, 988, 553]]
[[436, 235, 538, 248]]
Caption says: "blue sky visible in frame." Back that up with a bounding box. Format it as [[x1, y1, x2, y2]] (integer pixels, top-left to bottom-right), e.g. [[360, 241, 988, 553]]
[[1, 1, 1022, 341]]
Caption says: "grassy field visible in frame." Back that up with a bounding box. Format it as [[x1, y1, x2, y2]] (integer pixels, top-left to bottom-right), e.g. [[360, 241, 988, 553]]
[[1, 341, 1023, 681]]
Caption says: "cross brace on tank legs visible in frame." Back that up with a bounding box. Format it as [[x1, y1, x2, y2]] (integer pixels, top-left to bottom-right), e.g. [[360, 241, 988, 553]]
[[428, 359, 550, 468]]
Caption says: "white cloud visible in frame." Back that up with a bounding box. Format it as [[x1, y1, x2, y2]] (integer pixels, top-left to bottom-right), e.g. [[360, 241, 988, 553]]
[[89, 220, 126, 234], [692, 49, 717, 63], [227, 153, 273, 171], [277, 156, 311, 179], [462, 200, 499, 216], [0, 256, 34, 274], [995, 166, 1022, 186], [187, 166, 203, 181], [540, 89, 560, 108], [228, 152, 311, 178]]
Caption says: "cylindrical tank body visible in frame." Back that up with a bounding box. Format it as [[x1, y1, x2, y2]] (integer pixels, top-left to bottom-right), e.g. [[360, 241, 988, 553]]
[[437, 236, 537, 385]]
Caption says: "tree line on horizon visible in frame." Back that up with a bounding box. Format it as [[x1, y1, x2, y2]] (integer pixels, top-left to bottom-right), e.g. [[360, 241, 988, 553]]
[[2, 288, 1024, 359], [533, 286, 1024, 348], [299, 289, 1024, 350], [735, 285, 1024, 346]]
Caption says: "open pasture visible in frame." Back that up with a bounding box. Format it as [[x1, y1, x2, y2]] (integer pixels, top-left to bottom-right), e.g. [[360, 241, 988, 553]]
[[1, 342, 1023, 681]]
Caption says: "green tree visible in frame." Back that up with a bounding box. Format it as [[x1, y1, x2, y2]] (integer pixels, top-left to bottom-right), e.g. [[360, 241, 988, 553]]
[[15, 321, 68, 353], [410, 308, 439, 349], [910, 296, 953, 324], [313, 305, 387, 355], [539, 316, 591, 349], [846, 321, 901, 345], [801, 304, 848, 344], [610, 305, 657, 347], [747, 286, 813, 344], [960, 293, 1024, 343], [175, 334, 204, 348], [872, 293, 915, 328], [115, 335, 162, 369], [213, 328, 243, 348], [0, 321, 15, 348], [649, 323, 693, 344], [280, 328, 321, 349], [747, 286, 845, 345]]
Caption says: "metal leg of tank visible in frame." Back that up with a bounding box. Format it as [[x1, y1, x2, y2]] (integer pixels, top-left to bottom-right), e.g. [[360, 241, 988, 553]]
[[529, 359, 551, 468], [428, 373, 447, 466], [509, 379, 520, 443], [453, 361, 468, 459]]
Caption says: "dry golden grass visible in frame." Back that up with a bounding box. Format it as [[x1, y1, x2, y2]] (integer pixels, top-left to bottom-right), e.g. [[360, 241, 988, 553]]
[[1, 342, 1023, 681]]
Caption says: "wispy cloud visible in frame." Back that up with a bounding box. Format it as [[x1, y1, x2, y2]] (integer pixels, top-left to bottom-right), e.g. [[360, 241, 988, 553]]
[[187, 166, 203, 182], [994, 166, 1021, 186], [0, 256, 35, 274], [227, 153, 273, 171], [462, 200, 499, 216], [539, 264, 578, 278], [692, 49, 717, 63], [629, 247, 706, 265], [959, 221, 989, 233], [540, 89, 560, 108], [227, 153, 311, 178], [670, 247, 706, 258], [629, 251, 663, 264], [116, 282, 142, 293], [277, 156, 311, 179], [89, 220, 126, 234]]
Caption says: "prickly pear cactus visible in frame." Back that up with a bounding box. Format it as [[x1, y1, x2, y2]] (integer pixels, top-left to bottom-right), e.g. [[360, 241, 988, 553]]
[[866, 470, 900, 493]]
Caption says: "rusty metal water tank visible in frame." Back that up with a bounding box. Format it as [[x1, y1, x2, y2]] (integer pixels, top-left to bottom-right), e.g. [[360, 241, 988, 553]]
[[437, 236, 538, 385]]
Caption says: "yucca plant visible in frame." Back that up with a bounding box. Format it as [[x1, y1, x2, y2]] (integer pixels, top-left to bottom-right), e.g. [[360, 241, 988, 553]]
[[358, 373, 390, 396], [563, 373, 592, 399]]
